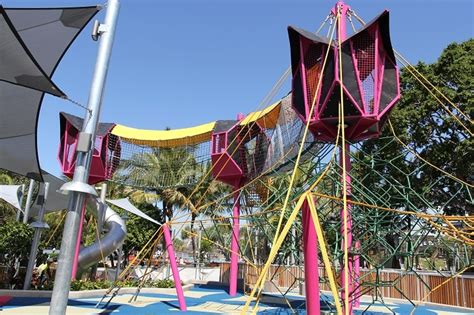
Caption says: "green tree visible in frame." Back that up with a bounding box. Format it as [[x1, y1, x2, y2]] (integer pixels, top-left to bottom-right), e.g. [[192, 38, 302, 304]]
[[0, 221, 34, 288], [353, 39, 473, 268], [357, 39, 473, 215]]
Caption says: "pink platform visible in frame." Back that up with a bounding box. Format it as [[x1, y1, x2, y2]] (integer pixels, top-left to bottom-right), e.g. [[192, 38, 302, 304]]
[[58, 112, 121, 185], [211, 120, 264, 186]]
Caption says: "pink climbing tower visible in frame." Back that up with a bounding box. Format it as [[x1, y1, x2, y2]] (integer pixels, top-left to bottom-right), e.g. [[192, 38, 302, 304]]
[[288, 1, 400, 313], [211, 116, 267, 296], [58, 112, 121, 185]]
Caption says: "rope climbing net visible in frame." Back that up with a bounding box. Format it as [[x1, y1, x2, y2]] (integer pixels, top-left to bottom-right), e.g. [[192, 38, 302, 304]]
[[84, 5, 473, 315]]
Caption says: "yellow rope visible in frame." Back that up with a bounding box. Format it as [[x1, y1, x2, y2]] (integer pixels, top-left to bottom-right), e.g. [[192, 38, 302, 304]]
[[387, 119, 473, 188], [169, 144, 295, 227], [395, 56, 473, 137], [178, 223, 258, 269], [311, 191, 471, 220], [311, 191, 474, 245], [172, 66, 291, 220], [250, 19, 339, 309], [45, 210, 67, 246], [394, 50, 473, 124], [242, 192, 308, 314], [348, 10, 472, 131], [409, 265, 473, 315], [118, 227, 162, 279], [93, 216, 107, 278]]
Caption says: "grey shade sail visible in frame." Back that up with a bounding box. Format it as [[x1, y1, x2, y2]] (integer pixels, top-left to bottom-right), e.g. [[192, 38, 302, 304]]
[[0, 6, 100, 182], [29, 170, 69, 217], [0, 7, 64, 96], [106, 198, 161, 225], [0, 184, 22, 211]]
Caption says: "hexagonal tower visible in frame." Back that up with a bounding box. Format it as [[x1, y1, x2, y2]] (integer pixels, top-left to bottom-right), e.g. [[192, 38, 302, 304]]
[[211, 115, 270, 296], [288, 7, 399, 142], [58, 112, 121, 185], [288, 2, 400, 314]]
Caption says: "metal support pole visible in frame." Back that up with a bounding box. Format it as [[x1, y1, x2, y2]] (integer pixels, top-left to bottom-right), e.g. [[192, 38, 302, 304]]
[[302, 197, 320, 315], [71, 202, 87, 280], [354, 240, 360, 308], [334, 3, 355, 314], [22, 179, 35, 224], [291, 224, 296, 265], [115, 213, 127, 281], [13, 183, 26, 283], [254, 230, 258, 265], [163, 224, 187, 311], [98, 183, 107, 231], [24, 182, 50, 290], [197, 228, 202, 280], [16, 184, 25, 221], [229, 188, 240, 296], [340, 143, 354, 315], [49, 1, 120, 314], [90, 183, 107, 280]]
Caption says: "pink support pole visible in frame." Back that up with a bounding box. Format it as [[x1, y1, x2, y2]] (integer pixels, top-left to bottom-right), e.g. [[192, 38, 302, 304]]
[[163, 224, 187, 311], [229, 189, 241, 296], [340, 143, 353, 315], [354, 240, 361, 308], [71, 202, 87, 280], [302, 197, 320, 315], [335, 4, 356, 314]]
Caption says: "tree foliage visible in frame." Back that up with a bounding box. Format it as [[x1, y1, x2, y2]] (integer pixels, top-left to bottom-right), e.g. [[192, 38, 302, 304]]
[[356, 39, 473, 215]]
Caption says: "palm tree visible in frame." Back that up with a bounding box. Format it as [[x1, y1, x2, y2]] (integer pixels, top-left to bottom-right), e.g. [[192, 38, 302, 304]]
[[117, 146, 202, 222]]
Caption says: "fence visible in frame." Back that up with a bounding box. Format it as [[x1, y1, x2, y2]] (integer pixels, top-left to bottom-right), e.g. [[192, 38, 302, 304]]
[[218, 262, 474, 308]]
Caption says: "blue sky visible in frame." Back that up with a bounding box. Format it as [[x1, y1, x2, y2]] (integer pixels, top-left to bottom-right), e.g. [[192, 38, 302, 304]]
[[3, 0, 474, 176]]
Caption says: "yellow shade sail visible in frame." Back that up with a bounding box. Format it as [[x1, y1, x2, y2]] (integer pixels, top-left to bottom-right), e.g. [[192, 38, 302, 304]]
[[111, 121, 216, 148], [239, 101, 281, 129], [110, 101, 282, 148]]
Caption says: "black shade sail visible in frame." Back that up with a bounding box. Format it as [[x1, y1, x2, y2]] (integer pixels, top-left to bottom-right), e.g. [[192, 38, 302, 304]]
[[0, 6, 100, 181]]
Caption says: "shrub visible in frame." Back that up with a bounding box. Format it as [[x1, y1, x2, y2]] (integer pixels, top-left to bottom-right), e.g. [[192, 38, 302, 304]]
[[68, 278, 175, 291]]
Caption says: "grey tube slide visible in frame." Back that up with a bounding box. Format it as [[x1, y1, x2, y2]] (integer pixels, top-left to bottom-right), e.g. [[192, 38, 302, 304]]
[[77, 197, 127, 273]]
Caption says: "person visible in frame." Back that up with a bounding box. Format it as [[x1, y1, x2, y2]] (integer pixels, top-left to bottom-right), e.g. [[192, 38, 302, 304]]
[[37, 258, 54, 286]]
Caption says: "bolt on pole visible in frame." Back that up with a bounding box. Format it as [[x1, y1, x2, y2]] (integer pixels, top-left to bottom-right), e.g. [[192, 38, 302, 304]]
[[49, 1, 120, 314], [22, 179, 35, 224]]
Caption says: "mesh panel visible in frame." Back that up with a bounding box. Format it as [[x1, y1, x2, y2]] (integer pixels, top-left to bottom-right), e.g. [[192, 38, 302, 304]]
[[353, 28, 376, 114], [303, 41, 323, 111], [109, 136, 212, 189], [245, 132, 270, 180], [321, 86, 360, 119], [292, 68, 306, 117], [108, 93, 325, 189], [319, 48, 335, 109], [379, 58, 398, 113], [341, 42, 363, 108]]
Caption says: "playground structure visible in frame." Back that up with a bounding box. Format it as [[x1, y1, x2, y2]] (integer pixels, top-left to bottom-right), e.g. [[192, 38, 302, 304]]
[[0, 1, 472, 315]]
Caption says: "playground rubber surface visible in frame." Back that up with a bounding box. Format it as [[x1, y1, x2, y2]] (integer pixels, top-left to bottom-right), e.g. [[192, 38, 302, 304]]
[[0, 285, 472, 314]]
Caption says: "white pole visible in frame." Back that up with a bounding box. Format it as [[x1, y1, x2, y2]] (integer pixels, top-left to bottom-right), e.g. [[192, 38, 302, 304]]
[[16, 184, 25, 221], [23, 182, 50, 290], [22, 179, 35, 224]]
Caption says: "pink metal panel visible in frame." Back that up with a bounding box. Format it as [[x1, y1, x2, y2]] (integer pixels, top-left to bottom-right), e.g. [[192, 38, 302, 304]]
[[58, 114, 119, 185], [289, 10, 400, 143]]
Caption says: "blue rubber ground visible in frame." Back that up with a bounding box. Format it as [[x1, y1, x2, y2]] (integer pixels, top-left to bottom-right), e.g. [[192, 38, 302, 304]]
[[1, 285, 472, 314]]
